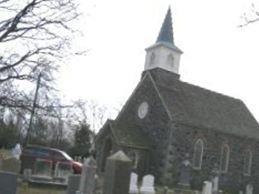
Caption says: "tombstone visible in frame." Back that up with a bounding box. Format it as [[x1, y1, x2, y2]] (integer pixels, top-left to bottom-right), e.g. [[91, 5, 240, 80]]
[[1, 157, 21, 173], [77, 156, 96, 194], [163, 186, 168, 194], [140, 174, 155, 194], [0, 171, 18, 194], [103, 150, 132, 194], [66, 175, 81, 194], [212, 176, 219, 194], [202, 181, 212, 194], [23, 168, 32, 181], [33, 158, 52, 178], [54, 161, 73, 183], [129, 172, 139, 194], [178, 158, 191, 188], [246, 184, 253, 194]]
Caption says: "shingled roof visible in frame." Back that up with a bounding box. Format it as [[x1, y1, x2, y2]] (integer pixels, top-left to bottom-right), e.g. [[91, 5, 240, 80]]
[[148, 69, 259, 140], [97, 119, 151, 149]]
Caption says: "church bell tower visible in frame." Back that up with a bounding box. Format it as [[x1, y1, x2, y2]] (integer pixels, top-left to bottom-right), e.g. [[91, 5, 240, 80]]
[[144, 7, 183, 75]]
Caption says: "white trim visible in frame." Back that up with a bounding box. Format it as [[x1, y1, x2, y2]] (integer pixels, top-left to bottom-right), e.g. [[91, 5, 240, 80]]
[[220, 144, 230, 173], [193, 139, 204, 170], [243, 150, 253, 176]]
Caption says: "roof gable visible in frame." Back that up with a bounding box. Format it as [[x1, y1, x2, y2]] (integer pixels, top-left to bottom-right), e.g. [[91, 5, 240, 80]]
[[148, 69, 259, 140]]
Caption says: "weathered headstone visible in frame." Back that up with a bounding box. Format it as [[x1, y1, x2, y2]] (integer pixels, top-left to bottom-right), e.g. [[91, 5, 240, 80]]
[[163, 186, 168, 194], [77, 156, 96, 194], [178, 158, 191, 188], [103, 150, 132, 194], [202, 181, 212, 194], [246, 184, 253, 194], [140, 174, 155, 194], [67, 175, 81, 194], [1, 157, 21, 173], [212, 176, 219, 194], [129, 172, 139, 194], [0, 171, 17, 194], [55, 161, 73, 183], [23, 168, 32, 181], [33, 158, 52, 178]]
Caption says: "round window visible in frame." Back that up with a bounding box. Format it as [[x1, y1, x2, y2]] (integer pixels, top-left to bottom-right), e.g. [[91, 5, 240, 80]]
[[138, 102, 149, 119]]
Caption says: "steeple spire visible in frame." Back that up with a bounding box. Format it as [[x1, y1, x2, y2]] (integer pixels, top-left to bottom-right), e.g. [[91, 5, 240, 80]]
[[156, 7, 174, 45], [144, 6, 183, 75]]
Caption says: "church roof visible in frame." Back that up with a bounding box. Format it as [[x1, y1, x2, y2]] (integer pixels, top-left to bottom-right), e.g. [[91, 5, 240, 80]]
[[102, 120, 151, 149], [148, 69, 259, 140]]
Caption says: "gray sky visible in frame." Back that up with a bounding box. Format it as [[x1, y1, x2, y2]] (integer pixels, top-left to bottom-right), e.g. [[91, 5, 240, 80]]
[[58, 0, 259, 122]]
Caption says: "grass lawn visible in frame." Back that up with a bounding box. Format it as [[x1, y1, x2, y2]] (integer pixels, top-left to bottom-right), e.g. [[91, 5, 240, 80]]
[[18, 183, 65, 194]]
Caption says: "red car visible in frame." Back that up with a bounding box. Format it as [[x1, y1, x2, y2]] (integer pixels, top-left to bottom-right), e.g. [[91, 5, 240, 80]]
[[20, 145, 82, 174]]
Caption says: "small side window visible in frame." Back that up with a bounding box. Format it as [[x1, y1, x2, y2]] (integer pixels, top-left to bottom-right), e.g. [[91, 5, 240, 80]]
[[220, 144, 230, 173], [243, 150, 252, 176], [193, 139, 204, 170], [150, 52, 156, 66]]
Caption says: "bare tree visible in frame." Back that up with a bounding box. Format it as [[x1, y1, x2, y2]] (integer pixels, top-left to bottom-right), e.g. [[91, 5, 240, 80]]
[[0, 0, 79, 109], [239, 3, 259, 27]]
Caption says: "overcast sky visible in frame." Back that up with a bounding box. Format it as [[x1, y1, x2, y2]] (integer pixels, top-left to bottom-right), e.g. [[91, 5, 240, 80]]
[[58, 0, 259, 121]]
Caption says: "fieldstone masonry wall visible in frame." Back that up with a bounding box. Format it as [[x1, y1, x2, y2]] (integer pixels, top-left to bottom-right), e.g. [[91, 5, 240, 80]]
[[163, 123, 259, 193]]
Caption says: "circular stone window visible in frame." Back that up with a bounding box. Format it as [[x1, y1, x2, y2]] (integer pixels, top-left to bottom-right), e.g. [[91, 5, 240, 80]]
[[138, 101, 149, 119]]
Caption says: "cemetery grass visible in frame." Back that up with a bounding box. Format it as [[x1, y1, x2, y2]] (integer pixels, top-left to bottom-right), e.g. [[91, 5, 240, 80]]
[[19, 185, 65, 194]]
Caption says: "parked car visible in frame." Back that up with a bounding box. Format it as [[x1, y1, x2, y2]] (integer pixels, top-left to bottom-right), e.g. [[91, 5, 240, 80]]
[[20, 145, 82, 174]]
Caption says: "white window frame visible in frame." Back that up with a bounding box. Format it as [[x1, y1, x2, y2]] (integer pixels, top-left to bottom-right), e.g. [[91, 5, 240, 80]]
[[193, 138, 204, 170], [220, 144, 230, 173], [243, 150, 252, 176]]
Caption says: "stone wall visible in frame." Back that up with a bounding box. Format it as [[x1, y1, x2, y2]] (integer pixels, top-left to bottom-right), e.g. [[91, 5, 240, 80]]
[[163, 123, 259, 193], [115, 75, 172, 180]]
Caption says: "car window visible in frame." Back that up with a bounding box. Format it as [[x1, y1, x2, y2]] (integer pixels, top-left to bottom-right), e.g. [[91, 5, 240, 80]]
[[53, 151, 66, 161], [24, 147, 50, 158]]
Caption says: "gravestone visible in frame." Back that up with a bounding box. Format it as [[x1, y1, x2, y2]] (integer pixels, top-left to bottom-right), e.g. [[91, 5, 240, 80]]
[[178, 158, 191, 188], [54, 161, 73, 183], [212, 176, 219, 194], [129, 172, 139, 194], [23, 168, 32, 181], [163, 186, 168, 194], [0, 171, 17, 194], [33, 158, 52, 178], [1, 157, 21, 173], [67, 175, 81, 194], [246, 184, 253, 194], [77, 156, 96, 194], [140, 174, 155, 194], [202, 181, 212, 194], [103, 150, 132, 194]]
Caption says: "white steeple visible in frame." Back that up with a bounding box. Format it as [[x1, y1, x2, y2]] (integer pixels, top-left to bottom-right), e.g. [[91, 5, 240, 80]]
[[144, 7, 183, 74]]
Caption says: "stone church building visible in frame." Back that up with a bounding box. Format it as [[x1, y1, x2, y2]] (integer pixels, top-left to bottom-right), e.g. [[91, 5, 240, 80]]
[[95, 8, 259, 193]]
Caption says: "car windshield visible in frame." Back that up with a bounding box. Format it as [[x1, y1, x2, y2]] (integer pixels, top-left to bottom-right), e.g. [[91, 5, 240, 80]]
[[60, 151, 73, 161]]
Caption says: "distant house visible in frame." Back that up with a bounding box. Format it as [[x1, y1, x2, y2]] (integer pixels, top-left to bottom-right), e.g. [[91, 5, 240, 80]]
[[95, 7, 259, 193]]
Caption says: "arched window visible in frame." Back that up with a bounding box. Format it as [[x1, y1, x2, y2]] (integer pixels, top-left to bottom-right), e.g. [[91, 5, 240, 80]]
[[150, 52, 156, 66], [193, 139, 204, 169], [243, 150, 252, 176], [167, 54, 174, 67], [220, 144, 230, 173]]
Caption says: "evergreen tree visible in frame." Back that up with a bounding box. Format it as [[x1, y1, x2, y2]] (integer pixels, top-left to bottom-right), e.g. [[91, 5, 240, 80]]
[[70, 123, 93, 158]]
